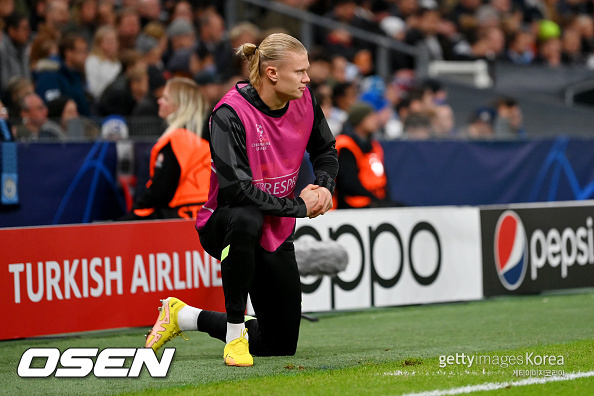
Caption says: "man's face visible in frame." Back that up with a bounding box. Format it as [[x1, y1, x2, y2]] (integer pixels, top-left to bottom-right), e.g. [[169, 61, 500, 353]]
[[272, 51, 310, 103], [23, 95, 48, 128], [47, 0, 70, 30], [118, 14, 140, 39], [9, 18, 31, 45], [66, 39, 88, 71]]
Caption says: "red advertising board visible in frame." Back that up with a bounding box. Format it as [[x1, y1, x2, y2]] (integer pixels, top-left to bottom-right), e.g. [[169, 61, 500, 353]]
[[0, 219, 225, 340]]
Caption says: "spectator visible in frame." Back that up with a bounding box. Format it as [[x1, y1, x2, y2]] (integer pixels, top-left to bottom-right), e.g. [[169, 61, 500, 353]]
[[47, 95, 77, 130], [327, 81, 358, 136], [97, 52, 148, 116], [40, 0, 70, 36], [63, 0, 98, 46], [561, 27, 587, 66], [358, 75, 397, 139], [138, 0, 164, 27], [226, 22, 260, 80], [570, 15, 594, 55], [29, 28, 59, 71], [431, 104, 456, 137], [334, 101, 402, 208], [28, 0, 46, 33], [136, 21, 167, 69], [195, 10, 233, 79], [395, 96, 412, 129], [0, 0, 14, 19], [166, 47, 200, 78], [454, 25, 506, 60], [402, 111, 433, 139], [97, 0, 116, 26], [400, 7, 456, 69], [317, 0, 362, 60], [132, 65, 166, 116], [14, 92, 65, 140], [116, 7, 141, 51], [47, 95, 99, 138], [85, 25, 122, 100], [307, 50, 332, 89], [313, 83, 334, 122], [0, 12, 31, 92], [504, 27, 536, 64], [489, 0, 523, 34], [3, 76, 34, 124], [535, 36, 563, 67], [461, 106, 496, 138], [352, 48, 374, 77], [393, 0, 420, 21], [446, 0, 482, 37], [194, 71, 224, 112], [119, 77, 210, 220], [166, 18, 195, 54], [34, 32, 91, 116], [492, 96, 525, 137], [169, 0, 194, 23], [420, 77, 448, 105], [328, 54, 359, 85], [407, 83, 437, 114], [473, 4, 502, 31]]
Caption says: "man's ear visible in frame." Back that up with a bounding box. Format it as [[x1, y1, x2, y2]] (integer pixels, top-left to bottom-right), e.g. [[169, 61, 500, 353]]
[[265, 65, 278, 83]]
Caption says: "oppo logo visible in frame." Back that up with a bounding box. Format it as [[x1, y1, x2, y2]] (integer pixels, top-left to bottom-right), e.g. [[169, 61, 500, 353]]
[[297, 221, 442, 306]]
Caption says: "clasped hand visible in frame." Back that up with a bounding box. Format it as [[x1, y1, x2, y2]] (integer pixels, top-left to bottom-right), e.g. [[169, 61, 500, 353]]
[[299, 184, 332, 218]]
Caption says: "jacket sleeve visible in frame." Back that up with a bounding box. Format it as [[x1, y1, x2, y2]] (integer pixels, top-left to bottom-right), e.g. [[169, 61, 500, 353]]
[[209, 105, 308, 217], [133, 142, 181, 209], [307, 88, 338, 194]]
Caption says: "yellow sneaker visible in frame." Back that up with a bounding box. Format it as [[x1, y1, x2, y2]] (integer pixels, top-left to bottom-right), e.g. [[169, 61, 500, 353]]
[[223, 328, 253, 366], [145, 297, 188, 352]]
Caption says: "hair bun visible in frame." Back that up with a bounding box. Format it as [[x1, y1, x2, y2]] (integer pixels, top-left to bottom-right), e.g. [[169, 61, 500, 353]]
[[243, 43, 258, 58]]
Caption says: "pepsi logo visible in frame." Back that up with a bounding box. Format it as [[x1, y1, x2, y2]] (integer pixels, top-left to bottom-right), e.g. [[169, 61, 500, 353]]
[[494, 211, 527, 290]]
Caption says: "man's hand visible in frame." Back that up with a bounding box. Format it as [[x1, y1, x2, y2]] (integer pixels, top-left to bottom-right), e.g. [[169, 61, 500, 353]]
[[299, 184, 319, 217], [302, 185, 332, 218]]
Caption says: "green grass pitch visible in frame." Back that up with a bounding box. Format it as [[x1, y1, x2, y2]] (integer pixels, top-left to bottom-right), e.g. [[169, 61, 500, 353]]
[[1, 289, 593, 395]]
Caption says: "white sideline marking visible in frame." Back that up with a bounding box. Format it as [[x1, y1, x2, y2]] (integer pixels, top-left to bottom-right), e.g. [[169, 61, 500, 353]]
[[400, 371, 594, 396]]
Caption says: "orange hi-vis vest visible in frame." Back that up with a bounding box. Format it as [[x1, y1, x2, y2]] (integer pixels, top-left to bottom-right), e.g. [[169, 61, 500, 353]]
[[334, 134, 387, 208], [135, 128, 211, 219]]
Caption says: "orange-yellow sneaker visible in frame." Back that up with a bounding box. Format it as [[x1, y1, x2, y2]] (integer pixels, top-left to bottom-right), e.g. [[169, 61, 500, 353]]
[[145, 297, 188, 352], [223, 328, 253, 366]]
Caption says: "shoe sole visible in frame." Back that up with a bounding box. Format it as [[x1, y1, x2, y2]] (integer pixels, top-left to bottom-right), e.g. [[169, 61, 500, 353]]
[[145, 298, 174, 350]]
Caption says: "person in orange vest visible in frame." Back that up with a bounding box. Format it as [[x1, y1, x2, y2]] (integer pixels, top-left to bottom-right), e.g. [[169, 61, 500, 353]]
[[334, 101, 403, 209], [120, 77, 211, 220]]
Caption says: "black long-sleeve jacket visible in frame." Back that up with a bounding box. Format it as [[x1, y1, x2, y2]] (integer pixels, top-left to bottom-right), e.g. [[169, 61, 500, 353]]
[[208, 83, 338, 218]]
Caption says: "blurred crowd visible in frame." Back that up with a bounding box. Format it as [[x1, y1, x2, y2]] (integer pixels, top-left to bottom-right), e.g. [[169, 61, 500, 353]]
[[1, 0, 587, 141]]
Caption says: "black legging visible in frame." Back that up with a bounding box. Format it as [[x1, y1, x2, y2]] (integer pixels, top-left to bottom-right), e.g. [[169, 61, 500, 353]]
[[197, 205, 302, 356]]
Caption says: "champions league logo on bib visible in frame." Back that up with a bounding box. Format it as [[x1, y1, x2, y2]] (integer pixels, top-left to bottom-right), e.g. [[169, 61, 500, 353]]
[[252, 124, 270, 151]]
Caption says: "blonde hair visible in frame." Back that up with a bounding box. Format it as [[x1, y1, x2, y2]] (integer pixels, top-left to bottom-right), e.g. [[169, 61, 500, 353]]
[[90, 25, 119, 61], [163, 77, 205, 137], [235, 33, 307, 89]]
